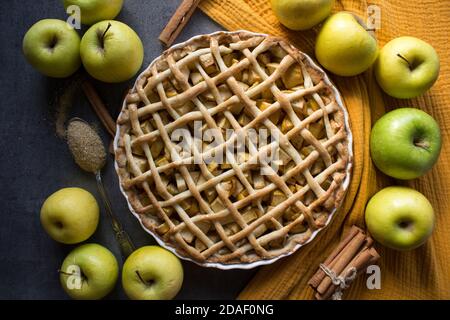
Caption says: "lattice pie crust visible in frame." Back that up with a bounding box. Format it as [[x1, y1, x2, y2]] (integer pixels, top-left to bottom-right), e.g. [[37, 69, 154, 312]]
[[115, 31, 352, 265]]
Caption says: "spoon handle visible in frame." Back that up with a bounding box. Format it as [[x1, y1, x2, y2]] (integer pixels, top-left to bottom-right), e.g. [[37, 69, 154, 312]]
[[95, 171, 135, 260]]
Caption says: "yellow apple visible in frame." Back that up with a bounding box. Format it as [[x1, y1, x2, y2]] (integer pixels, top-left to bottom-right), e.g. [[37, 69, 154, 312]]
[[63, 0, 124, 25], [40, 188, 99, 244], [122, 246, 184, 300], [365, 186, 435, 251], [80, 20, 144, 83], [315, 12, 379, 76], [374, 36, 440, 99], [271, 0, 333, 30], [60, 244, 119, 300], [22, 19, 81, 78]]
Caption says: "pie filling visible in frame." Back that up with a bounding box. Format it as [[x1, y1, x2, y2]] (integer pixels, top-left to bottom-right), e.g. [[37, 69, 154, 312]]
[[115, 32, 351, 264]]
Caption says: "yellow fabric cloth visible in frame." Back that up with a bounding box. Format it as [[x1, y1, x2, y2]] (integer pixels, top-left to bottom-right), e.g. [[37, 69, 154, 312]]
[[198, 0, 450, 299]]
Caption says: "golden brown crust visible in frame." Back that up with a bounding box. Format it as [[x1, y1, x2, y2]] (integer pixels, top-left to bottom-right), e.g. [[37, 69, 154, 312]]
[[114, 31, 352, 266]]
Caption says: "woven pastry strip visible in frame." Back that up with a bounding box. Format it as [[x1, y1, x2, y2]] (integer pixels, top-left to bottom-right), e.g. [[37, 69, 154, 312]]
[[115, 32, 350, 264]]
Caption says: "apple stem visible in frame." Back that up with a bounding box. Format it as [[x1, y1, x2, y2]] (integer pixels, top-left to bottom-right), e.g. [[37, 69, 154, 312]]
[[414, 140, 430, 149], [135, 270, 146, 284], [57, 270, 74, 277], [135, 270, 154, 286], [100, 23, 112, 47], [397, 53, 413, 70]]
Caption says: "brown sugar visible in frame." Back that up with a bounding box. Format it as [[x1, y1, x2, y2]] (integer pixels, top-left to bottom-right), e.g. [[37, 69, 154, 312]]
[[66, 120, 106, 173]]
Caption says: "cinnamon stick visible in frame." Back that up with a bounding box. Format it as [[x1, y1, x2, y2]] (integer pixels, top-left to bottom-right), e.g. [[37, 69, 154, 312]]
[[159, 0, 202, 47], [81, 80, 116, 137], [316, 232, 366, 294], [319, 248, 377, 300], [309, 226, 361, 287], [309, 225, 380, 300]]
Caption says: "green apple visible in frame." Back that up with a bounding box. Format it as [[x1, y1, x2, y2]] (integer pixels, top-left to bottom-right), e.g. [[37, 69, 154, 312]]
[[40, 188, 99, 244], [22, 19, 81, 78], [271, 0, 333, 30], [374, 36, 440, 99], [63, 0, 124, 25], [370, 108, 441, 180], [315, 12, 379, 76], [365, 186, 435, 250], [122, 246, 184, 300], [80, 20, 144, 83], [60, 243, 119, 300]]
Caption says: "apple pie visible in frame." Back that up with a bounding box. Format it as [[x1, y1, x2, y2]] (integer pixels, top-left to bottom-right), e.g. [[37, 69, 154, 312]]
[[115, 31, 352, 267]]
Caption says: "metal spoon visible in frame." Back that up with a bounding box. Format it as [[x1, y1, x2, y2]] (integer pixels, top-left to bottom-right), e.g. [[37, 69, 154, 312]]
[[66, 117, 135, 260]]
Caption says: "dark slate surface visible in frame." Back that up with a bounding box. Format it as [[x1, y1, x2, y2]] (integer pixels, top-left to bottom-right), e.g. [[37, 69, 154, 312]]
[[0, 0, 256, 300]]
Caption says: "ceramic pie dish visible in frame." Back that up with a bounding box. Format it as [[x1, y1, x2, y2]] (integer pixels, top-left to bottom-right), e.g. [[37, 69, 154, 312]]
[[114, 30, 353, 269]]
